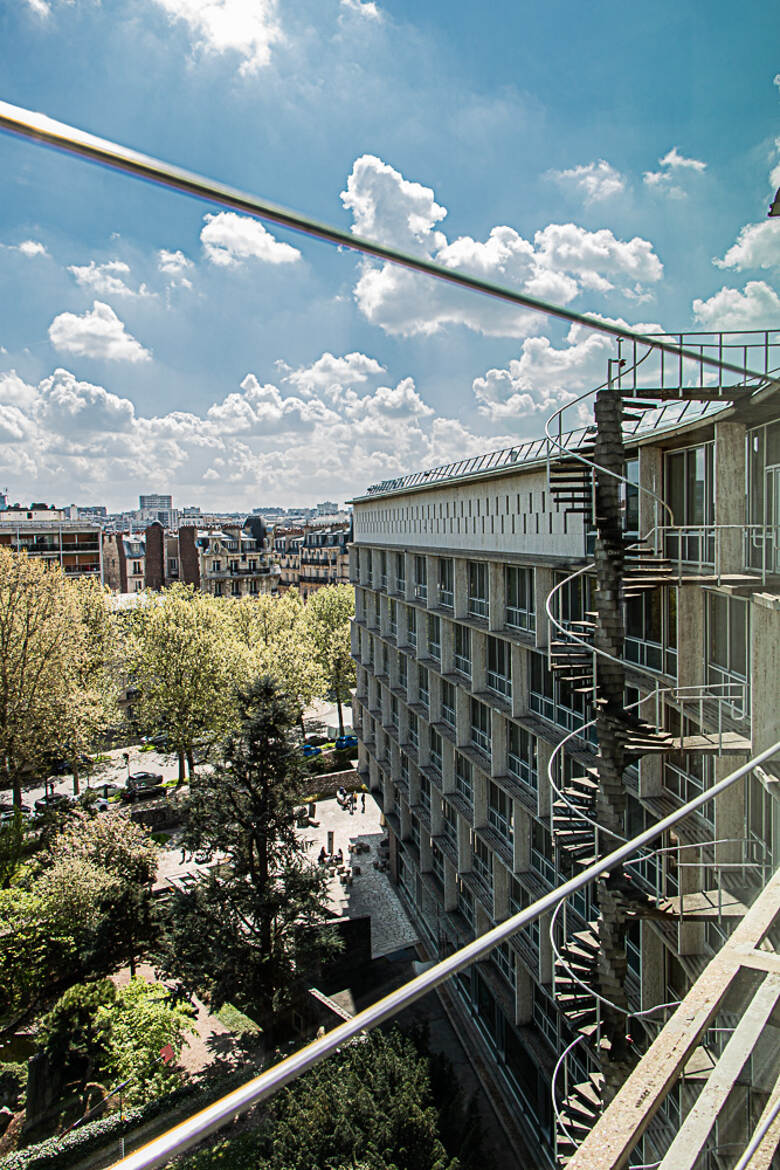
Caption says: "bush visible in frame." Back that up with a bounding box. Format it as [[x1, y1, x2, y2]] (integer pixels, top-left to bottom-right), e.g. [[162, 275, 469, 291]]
[[0, 1062, 27, 1111]]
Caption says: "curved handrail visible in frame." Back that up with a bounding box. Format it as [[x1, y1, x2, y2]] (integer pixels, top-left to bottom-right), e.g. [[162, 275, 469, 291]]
[[551, 1033, 588, 1151]]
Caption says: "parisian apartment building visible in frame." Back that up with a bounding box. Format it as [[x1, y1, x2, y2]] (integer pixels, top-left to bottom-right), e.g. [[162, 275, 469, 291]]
[[0, 503, 103, 581], [349, 334, 779, 1168]]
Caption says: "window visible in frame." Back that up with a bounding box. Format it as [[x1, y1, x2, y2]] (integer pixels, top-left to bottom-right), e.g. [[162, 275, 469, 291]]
[[408, 710, 419, 750], [458, 884, 475, 928], [410, 814, 420, 851], [414, 555, 427, 602], [431, 840, 445, 886], [470, 698, 491, 755], [533, 985, 558, 1050], [507, 723, 537, 791], [398, 652, 408, 691], [455, 754, 473, 806], [439, 558, 454, 608], [747, 421, 780, 573], [442, 800, 458, 848], [417, 666, 429, 709], [488, 780, 513, 844], [665, 443, 715, 564], [365, 553, 373, 586], [380, 550, 387, 590], [531, 821, 555, 886], [419, 773, 431, 816], [212, 559, 221, 572], [248, 558, 257, 571], [509, 876, 539, 955], [505, 566, 535, 632], [229, 559, 239, 572], [391, 695, 399, 730], [626, 587, 678, 676], [429, 727, 443, 772], [493, 940, 515, 989], [487, 636, 512, 698], [396, 553, 406, 594], [389, 598, 398, 637], [468, 562, 488, 619], [440, 679, 456, 728], [454, 624, 471, 676], [623, 456, 639, 536], [529, 651, 591, 738], [231, 581, 241, 596], [706, 592, 749, 713], [407, 607, 417, 650], [472, 834, 492, 886], [132, 560, 142, 575], [168, 557, 178, 575], [214, 582, 223, 596], [428, 614, 441, 661]]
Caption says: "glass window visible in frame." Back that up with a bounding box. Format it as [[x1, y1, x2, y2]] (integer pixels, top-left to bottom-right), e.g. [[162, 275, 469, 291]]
[[398, 652, 408, 690], [455, 754, 473, 805], [472, 834, 492, 886], [407, 710, 419, 749], [470, 697, 491, 755], [414, 555, 428, 602], [428, 614, 441, 660], [407, 606, 417, 649], [488, 780, 513, 843], [388, 598, 397, 636], [468, 562, 488, 619], [487, 636, 512, 698], [396, 553, 406, 593], [429, 727, 443, 772], [439, 558, 454, 607], [505, 566, 535, 632], [455, 624, 471, 675], [665, 443, 715, 563], [379, 550, 387, 589], [417, 665, 429, 709], [507, 723, 537, 791], [441, 679, 456, 727], [442, 800, 458, 847]]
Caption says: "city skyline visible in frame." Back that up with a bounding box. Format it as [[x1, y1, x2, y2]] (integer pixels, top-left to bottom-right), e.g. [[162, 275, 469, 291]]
[[0, 0, 778, 510]]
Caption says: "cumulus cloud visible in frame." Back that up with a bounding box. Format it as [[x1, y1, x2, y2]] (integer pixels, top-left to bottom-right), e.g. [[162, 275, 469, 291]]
[[147, 0, 283, 73], [549, 159, 626, 204], [340, 0, 382, 18], [200, 212, 301, 267], [692, 281, 780, 331], [341, 155, 663, 337], [644, 146, 707, 197], [714, 220, 780, 271], [67, 259, 151, 297], [158, 249, 194, 275], [17, 240, 49, 258], [48, 301, 152, 363], [0, 352, 519, 508]]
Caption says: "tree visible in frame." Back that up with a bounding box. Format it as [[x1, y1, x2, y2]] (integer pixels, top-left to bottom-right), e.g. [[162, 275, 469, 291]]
[[95, 978, 194, 1104], [38, 979, 117, 1086], [305, 585, 356, 736], [227, 591, 322, 732], [0, 549, 79, 808], [155, 677, 338, 1032], [180, 1030, 459, 1170], [126, 585, 248, 782]]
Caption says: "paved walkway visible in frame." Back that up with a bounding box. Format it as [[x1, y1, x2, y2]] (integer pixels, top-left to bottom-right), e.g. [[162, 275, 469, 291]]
[[298, 794, 419, 958]]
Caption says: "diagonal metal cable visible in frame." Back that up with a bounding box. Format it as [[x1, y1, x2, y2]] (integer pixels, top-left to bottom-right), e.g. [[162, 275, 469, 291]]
[[0, 98, 773, 385]]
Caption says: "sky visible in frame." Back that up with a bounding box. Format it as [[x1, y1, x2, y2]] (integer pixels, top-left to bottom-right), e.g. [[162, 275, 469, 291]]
[[0, 0, 778, 511]]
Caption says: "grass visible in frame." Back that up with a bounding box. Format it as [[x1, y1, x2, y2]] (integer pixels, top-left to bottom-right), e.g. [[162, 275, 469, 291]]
[[215, 1003, 261, 1035], [150, 831, 172, 845]]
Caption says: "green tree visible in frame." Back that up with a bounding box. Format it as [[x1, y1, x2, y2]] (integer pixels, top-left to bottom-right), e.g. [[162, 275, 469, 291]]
[[305, 585, 356, 736], [0, 549, 79, 808], [126, 585, 248, 782], [38, 979, 117, 1085], [181, 1030, 459, 1170], [227, 591, 322, 731], [95, 978, 194, 1104], [155, 677, 338, 1032]]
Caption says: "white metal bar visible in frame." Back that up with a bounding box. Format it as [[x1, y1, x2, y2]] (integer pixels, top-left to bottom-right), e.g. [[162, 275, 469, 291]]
[[108, 741, 780, 1170]]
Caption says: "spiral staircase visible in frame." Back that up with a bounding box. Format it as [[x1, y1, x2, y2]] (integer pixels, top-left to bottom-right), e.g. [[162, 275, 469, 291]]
[[542, 330, 780, 1166]]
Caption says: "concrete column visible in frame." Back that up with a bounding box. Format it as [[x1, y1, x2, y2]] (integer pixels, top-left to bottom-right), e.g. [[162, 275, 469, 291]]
[[511, 643, 529, 718], [638, 446, 664, 536], [457, 815, 470, 872], [641, 922, 665, 1012], [455, 688, 470, 748], [714, 758, 748, 866], [443, 858, 458, 912], [489, 561, 505, 632], [441, 616, 455, 674], [677, 586, 705, 691], [430, 674, 442, 725], [536, 739, 553, 820], [454, 558, 469, 619], [403, 552, 413, 601], [493, 859, 509, 920], [639, 753, 663, 798], [538, 913, 553, 985], [472, 630, 487, 692], [515, 966, 532, 1025], [491, 711, 507, 778], [514, 806, 531, 871], [751, 593, 780, 753], [399, 797, 411, 840], [714, 421, 746, 575], [420, 832, 432, 873], [535, 567, 554, 649], [430, 794, 443, 836], [441, 740, 455, 793], [426, 555, 438, 608]]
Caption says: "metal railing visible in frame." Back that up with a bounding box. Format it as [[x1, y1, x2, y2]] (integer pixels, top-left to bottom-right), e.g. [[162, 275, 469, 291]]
[[108, 740, 780, 1170]]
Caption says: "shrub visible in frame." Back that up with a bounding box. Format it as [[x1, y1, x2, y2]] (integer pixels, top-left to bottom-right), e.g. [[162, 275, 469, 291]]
[[0, 1062, 27, 1110]]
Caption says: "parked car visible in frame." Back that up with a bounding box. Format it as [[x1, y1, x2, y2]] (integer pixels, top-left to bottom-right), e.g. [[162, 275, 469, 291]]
[[122, 772, 165, 802], [34, 792, 72, 815], [334, 734, 358, 751], [0, 802, 32, 825], [301, 744, 322, 758], [141, 732, 169, 749]]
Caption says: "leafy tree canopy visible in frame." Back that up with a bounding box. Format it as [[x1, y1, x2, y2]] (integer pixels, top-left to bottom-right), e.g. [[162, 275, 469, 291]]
[[304, 585, 356, 736]]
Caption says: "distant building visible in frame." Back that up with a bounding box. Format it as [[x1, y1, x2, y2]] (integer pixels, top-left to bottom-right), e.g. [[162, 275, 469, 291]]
[[315, 500, 339, 516], [0, 504, 103, 580], [299, 525, 351, 598], [273, 529, 305, 591], [139, 493, 178, 529]]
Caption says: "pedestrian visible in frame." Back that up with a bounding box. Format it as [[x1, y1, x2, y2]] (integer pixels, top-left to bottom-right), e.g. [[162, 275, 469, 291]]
[[179, 843, 187, 864], [361, 792, 366, 813]]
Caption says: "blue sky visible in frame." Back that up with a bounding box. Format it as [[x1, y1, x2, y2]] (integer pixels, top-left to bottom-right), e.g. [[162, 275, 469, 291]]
[[0, 0, 778, 510]]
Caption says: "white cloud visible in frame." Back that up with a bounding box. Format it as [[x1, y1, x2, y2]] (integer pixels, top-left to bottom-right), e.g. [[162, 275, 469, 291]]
[[714, 220, 780, 271], [158, 249, 194, 275], [48, 301, 152, 363], [692, 281, 780, 331], [17, 240, 49, 258], [147, 0, 283, 74], [549, 159, 626, 204], [67, 259, 151, 297], [341, 155, 663, 338], [644, 146, 707, 198], [200, 211, 301, 267], [0, 353, 520, 508], [23, 0, 50, 16], [340, 0, 382, 18], [774, 74, 780, 92]]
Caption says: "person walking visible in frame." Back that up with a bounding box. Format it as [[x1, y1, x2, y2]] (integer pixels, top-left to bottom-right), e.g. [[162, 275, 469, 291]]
[[361, 792, 366, 813]]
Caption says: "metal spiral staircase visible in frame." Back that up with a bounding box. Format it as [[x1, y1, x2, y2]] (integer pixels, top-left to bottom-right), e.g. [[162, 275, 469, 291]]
[[541, 330, 780, 1166]]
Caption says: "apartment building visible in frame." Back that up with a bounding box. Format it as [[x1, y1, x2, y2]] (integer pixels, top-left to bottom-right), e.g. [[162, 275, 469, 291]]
[[273, 528, 304, 591], [299, 525, 351, 598], [350, 331, 780, 1168], [0, 504, 103, 580]]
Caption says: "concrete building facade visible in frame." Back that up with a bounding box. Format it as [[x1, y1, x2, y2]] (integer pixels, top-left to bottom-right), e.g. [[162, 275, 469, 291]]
[[349, 333, 780, 1168], [0, 505, 103, 581]]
